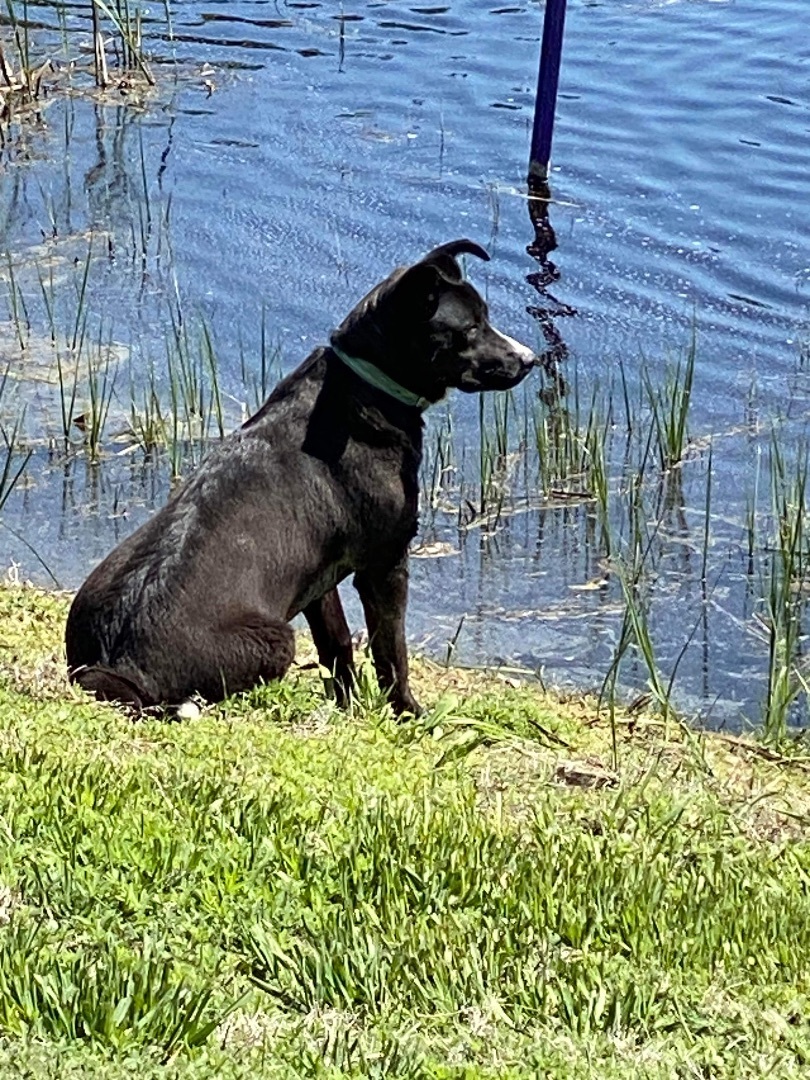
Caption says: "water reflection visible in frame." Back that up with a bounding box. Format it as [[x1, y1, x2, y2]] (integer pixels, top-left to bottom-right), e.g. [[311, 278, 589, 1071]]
[[84, 101, 176, 283], [525, 179, 575, 404]]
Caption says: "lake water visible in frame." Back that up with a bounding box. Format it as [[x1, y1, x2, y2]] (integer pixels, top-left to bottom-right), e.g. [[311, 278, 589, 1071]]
[[1, 0, 809, 725]]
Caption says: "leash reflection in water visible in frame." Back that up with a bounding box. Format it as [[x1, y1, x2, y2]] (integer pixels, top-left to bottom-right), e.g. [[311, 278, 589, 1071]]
[[525, 178, 575, 406]]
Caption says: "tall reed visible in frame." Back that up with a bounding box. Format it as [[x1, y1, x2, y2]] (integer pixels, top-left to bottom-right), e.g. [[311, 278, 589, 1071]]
[[761, 437, 809, 741], [1, 0, 160, 102], [0, 366, 31, 512], [90, 0, 155, 87], [643, 333, 696, 471]]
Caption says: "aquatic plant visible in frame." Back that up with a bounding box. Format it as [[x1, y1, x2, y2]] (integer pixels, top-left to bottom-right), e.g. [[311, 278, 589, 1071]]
[[476, 389, 512, 523], [239, 304, 282, 419], [421, 407, 455, 530], [127, 363, 166, 457], [0, 0, 44, 117], [643, 331, 696, 471], [82, 327, 118, 464], [1, 0, 161, 111], [760, 436, 810, 742], [0, 368, 31, 514], [88, 0, 158, 88]]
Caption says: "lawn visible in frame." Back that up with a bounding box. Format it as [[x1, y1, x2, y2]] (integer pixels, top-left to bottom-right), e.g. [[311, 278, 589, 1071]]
[[0, 583, 808, 1078]]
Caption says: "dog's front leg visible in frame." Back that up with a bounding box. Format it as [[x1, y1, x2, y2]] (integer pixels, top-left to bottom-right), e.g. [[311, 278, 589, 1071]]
[[303, 588, 356, 706], [354, 558, 421, 717]]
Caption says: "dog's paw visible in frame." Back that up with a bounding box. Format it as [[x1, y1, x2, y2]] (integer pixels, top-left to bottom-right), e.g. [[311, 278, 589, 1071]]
[[392, 692, 423, 720], [175, 698, 202, 721]]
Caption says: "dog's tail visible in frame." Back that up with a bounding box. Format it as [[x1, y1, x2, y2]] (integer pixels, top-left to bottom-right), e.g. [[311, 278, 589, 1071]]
[[70, 664, 148, 712]]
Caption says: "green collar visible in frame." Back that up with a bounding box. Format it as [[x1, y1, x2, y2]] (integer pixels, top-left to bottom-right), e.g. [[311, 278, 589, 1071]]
[[331, 344, 430, 411]]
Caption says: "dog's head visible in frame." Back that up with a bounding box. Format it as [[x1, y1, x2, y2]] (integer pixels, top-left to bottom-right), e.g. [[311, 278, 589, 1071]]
[[330, 239, 537, 405]]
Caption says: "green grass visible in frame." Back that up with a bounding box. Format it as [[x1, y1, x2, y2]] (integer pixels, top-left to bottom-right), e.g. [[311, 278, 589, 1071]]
[[1, 584, 810, 1077]]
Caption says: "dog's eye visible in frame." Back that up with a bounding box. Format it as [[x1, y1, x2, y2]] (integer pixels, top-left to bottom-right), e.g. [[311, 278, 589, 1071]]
[[466, 326, 479, 340]]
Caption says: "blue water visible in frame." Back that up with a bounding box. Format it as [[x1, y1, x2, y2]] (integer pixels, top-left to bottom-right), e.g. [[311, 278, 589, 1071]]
[[1, 0, 809, 723]]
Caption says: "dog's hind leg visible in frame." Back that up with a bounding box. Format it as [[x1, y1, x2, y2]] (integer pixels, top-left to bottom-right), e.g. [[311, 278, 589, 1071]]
[[70, 665, 148, 712], [192, 615, 296, 702], [303, 589, 356, 706]]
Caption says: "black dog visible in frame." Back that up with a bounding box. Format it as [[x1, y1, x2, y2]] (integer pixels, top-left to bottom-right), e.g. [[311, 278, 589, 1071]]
[[65, 239, 536, 716]]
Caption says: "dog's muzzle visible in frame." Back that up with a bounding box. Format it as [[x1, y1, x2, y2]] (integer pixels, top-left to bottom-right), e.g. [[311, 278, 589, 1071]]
[[458, 328, 538, 392], [493, 329, 538, 370]]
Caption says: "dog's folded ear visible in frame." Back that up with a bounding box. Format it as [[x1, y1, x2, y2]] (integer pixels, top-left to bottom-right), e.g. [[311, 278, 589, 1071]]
[[417, 238, 490, 285], [422, 239, 490, 265], [393, 240, 489, 320]]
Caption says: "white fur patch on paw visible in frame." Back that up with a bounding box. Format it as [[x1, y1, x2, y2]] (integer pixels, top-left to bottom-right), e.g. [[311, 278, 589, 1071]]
[[176, 699, 201, 720]]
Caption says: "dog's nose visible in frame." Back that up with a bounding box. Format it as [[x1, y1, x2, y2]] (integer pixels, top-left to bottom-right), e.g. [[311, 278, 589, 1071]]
[[492, 329, 538, 368]]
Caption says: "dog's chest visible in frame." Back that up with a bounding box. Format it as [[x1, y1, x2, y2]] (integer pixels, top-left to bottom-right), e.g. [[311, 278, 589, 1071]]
[[343, 444, 420, 546]]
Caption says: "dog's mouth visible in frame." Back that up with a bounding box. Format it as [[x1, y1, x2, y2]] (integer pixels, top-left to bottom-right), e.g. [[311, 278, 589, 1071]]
[[456, 330, 538, 393], [458, 364, 534, 393]]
